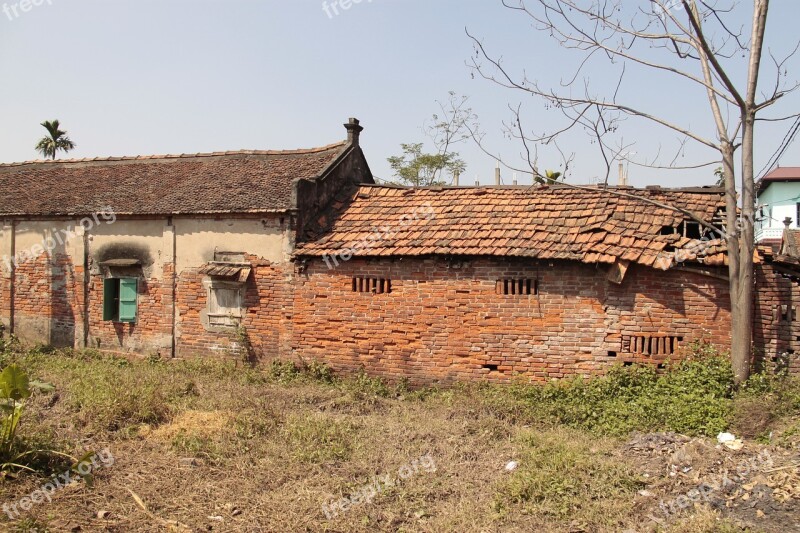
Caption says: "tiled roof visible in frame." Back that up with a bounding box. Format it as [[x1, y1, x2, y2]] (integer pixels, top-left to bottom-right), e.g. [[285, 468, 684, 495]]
[[761, 167, 800, 180], [757, 167, 800, 193], [296, 184, 728, 270], [0, 143, 347, 216]]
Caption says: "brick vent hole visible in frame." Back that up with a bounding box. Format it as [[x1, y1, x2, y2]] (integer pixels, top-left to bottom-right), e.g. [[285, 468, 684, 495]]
[[499, 278, 538, 296], [352, 277, 392, 294]]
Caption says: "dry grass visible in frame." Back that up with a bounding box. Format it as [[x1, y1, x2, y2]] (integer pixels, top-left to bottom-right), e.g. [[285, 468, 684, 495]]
[[0, 350, 790, 532]]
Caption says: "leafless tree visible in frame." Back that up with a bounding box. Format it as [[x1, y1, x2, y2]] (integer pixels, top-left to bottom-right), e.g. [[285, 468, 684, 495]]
[[424, 92, 478, 183], [467, 0, 799, 383]]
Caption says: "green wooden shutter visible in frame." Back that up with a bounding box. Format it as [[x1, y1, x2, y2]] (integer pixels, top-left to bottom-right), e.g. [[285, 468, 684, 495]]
[[118, 278, 138, 323], [103, 279, 117, 321]]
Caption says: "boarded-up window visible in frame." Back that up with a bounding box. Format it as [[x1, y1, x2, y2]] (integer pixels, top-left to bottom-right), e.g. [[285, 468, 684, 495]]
[[208, 284, 243, 327]]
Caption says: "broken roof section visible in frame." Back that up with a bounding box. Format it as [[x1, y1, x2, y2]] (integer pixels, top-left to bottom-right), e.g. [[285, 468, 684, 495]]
[[296, 184, 728, 270], [0, 143, 348, 216]]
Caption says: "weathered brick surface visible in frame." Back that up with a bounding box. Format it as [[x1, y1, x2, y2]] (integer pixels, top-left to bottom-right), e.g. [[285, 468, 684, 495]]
[[7, 248, 800, 383], [0, 261, 7, 331], [753, 261, 800, 374], [175, 259, 293, 360], [291, 258, 733, 384], [13, 252, 83, 346], [86, 266, 172, 354]]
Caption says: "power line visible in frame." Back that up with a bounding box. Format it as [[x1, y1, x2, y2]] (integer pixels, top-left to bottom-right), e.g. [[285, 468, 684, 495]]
[[758, 116, 800, 180]]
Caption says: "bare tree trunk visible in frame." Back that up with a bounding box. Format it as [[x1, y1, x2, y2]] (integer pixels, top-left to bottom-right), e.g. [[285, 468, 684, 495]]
[[730, 0, 770, 384], [466, 0, 788, 383], [720, 141, 748, 383], [729, 109, 757, 384]]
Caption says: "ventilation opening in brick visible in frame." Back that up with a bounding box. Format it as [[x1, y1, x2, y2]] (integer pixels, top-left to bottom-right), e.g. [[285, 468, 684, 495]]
[[607, 351, 617, 358], [352, 277, 392, 294], [623, 335, 683, 356], [781, 305, 796, 322], [499, 278, 538, 295], [483, 364, 500, 372]]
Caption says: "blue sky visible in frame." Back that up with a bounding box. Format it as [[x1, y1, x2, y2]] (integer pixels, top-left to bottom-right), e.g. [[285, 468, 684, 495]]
[[1, 0, 798, 188]]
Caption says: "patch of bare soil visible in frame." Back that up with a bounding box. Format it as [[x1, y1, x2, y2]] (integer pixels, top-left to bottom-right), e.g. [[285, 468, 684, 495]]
[[623, 432, 800, 532]]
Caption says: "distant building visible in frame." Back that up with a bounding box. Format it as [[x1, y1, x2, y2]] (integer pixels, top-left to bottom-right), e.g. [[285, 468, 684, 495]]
[[756, 167, 800, 244]]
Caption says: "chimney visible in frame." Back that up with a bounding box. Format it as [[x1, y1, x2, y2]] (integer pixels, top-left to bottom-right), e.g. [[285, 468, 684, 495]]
[[618, 163, 626, 186], [513, 172, 518, 186], [453, 170, 460, 186], [475, 175, 480, 186], [344, 117, 363, 146], [495, 162, 501, 185], [784, 216, 793, 228]]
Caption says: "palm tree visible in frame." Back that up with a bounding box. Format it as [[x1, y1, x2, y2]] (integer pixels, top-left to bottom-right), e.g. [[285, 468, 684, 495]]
[[35, 120, 76, 160]]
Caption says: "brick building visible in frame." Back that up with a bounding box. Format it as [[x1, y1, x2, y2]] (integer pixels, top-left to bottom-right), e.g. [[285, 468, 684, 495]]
[[0, 118, 797, 382], [0, 119, 372, 359], [293, 185, 736, 382]]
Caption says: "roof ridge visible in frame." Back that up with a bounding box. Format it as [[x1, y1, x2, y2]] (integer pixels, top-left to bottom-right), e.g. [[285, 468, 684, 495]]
[[0, 141, 348, 168], [357, 184, 724, 194]]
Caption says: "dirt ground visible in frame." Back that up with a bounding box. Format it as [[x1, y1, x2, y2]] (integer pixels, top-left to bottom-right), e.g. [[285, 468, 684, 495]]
[[0, 353, 797, 532]]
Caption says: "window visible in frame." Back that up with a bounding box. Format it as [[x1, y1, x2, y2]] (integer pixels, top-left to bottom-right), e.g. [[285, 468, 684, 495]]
[[103, 278, 138, 323], [207, 282, 243, 327], [497, 278, 537, 296], [352, 277, 392, 294]]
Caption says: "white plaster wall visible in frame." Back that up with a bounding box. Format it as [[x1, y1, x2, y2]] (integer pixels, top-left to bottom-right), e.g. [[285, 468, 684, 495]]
[[13, 220, 82, 262], [174, 217, 287, 273], [89, 219, 167, 279]]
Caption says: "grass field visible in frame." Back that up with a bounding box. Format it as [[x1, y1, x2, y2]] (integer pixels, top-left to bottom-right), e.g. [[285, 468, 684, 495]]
[[0, 343, 797, 532]]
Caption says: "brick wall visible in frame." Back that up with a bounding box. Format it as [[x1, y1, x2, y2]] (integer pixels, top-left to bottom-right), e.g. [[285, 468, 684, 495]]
[[175, 258, 293, 360], [0, 260, 7, 333], [86, 267, 172, 354], [291, 257, 733, 385], [753, 261, 800, 374], [13, 252, 83, 347], [8, 241, 800, 383]]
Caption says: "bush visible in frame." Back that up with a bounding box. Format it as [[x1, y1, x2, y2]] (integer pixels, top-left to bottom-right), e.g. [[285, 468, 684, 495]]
[[268, 360, 301, 383], [485, 347, 738, 437], [299, 359, 335, 383], [340, 370, 391, 398]]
